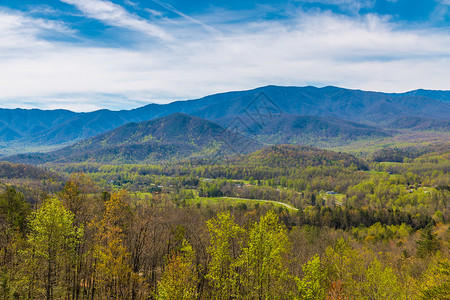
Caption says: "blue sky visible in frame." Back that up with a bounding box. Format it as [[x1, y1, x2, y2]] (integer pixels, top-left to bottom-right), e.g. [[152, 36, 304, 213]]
[[1, 0, 449, 111]]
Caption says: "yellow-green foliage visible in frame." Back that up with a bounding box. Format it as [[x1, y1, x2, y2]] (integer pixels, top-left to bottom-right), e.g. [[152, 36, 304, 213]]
[[93, 190, 132, 298], [295, 254, 326, 300], [352, 222, 413, 242], [206, 212, 244, 300], [157, 240, 198, 300], [324, 239, 405, 299], [420, 256, 450, 299], [237, 211, 292, 300], [23, 197, 83, 299]]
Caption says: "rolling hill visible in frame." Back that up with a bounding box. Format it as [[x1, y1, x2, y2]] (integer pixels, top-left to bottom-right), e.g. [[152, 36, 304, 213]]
[[3, 113, 263, 164], [232, 144, 368, 170], [0, 161, 60, 181]]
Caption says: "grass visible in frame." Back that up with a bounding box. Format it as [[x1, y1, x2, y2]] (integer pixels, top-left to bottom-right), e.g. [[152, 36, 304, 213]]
[[319, 192, 346, 206], [131, 192, 154, 199], [188, 197, 298, 212], [127, 193, 298, 212]]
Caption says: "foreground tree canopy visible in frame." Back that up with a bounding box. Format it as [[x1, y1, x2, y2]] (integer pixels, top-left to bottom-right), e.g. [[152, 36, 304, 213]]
[[0, 144, 448, 299]]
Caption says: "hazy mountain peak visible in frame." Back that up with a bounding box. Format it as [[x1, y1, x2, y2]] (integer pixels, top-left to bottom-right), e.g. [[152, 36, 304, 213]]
[[0, 85, 449, 156]]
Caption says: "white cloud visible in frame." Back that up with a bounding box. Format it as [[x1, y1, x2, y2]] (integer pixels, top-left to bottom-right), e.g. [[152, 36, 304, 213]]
[[295, 0, 376, 13], [0, 8, 73, 54], [26, 5, 61, 16], [123, 0, 139, 8], [153, 0, 221, 35], [0, 7, 449, 111], [3, 93, 150, 111], [432, 0, 450, 21], [145, 8, 165, 18], [59, 0, 172, 40]]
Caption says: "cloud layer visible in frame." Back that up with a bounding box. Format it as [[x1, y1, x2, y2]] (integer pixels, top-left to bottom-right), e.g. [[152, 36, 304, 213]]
[[0, 1, 449, 111], [59, 0, 172, 40]]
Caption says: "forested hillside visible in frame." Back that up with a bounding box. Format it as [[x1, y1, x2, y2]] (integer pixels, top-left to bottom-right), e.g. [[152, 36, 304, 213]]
[[3, 113, 262, 164], [387, 116, 450, 131], [233, 144, 367, 169], [239, 114, 390, 146], [0, 141, 448, 299], [1, 85, 449, 155], [0, 87, 449, 300], [1, 0, 449, 297]]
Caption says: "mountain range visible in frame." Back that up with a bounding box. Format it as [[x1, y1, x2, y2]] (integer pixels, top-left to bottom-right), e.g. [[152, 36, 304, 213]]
[[391, 89, 450, 103], [0, 85, 449, 161], [5, 113, 372, 167]]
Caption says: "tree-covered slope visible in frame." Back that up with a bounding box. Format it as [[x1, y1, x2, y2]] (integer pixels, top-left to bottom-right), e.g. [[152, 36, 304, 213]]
[[386, 116, 450, 132], [3, 113, 263, 164], [0, 161, 59, 180], [1, 85, 449, 155], [243, 114, 390, 146], [233, 144, 367, 170]]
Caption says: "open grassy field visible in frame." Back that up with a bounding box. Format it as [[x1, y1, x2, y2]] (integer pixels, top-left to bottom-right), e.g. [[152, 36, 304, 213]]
[[188, 197, 298, 212]]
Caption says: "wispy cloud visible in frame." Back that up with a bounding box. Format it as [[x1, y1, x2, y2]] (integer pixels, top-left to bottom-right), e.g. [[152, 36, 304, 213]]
[[431, 0, 450, 21], [0, 8, 73, 52], [0, 4, 449, 111], [153, 0, 221, 35], [59, 0, 172, 40], [3, 93, 150, 111], [295, 0, 376, 13], [26, 5, 62, 16]]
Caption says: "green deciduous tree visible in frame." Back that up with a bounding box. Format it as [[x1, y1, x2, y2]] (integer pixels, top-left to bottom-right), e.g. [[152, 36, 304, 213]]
[[420, 257, 450, 300], [157, 240, 198, 300], [0, 187, 31, 232], [416, 224, 440, 258], [324, 238, 408, 300], [205, 212, 243, 300], [296, 254, 326, 300], [363, 259, 402, 300], [93, 190, 132, 299], [237, 211, 293, 300], [23, 197, 82, 299], [0, 188, 31, 298], [323, 239, 367, 299]]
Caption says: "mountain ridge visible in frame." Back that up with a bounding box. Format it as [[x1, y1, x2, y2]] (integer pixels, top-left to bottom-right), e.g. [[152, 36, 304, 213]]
[[1, 85, 449, 155], [3, 113, 263, 164]]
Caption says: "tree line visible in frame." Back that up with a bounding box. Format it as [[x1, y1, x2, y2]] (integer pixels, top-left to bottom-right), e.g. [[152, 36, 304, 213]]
[[0, 173, 448, 299]]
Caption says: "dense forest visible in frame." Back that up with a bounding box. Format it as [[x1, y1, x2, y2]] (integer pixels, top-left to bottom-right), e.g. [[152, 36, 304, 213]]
[[0, 143, 449, 299]]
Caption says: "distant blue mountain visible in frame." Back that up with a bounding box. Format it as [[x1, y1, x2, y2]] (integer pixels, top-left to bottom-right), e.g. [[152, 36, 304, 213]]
[[0, 85, 449, 155], [391, 89, 450, 103]]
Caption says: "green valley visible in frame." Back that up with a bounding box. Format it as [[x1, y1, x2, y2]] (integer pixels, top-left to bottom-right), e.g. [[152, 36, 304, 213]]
[[0, 85, 449, 299]]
